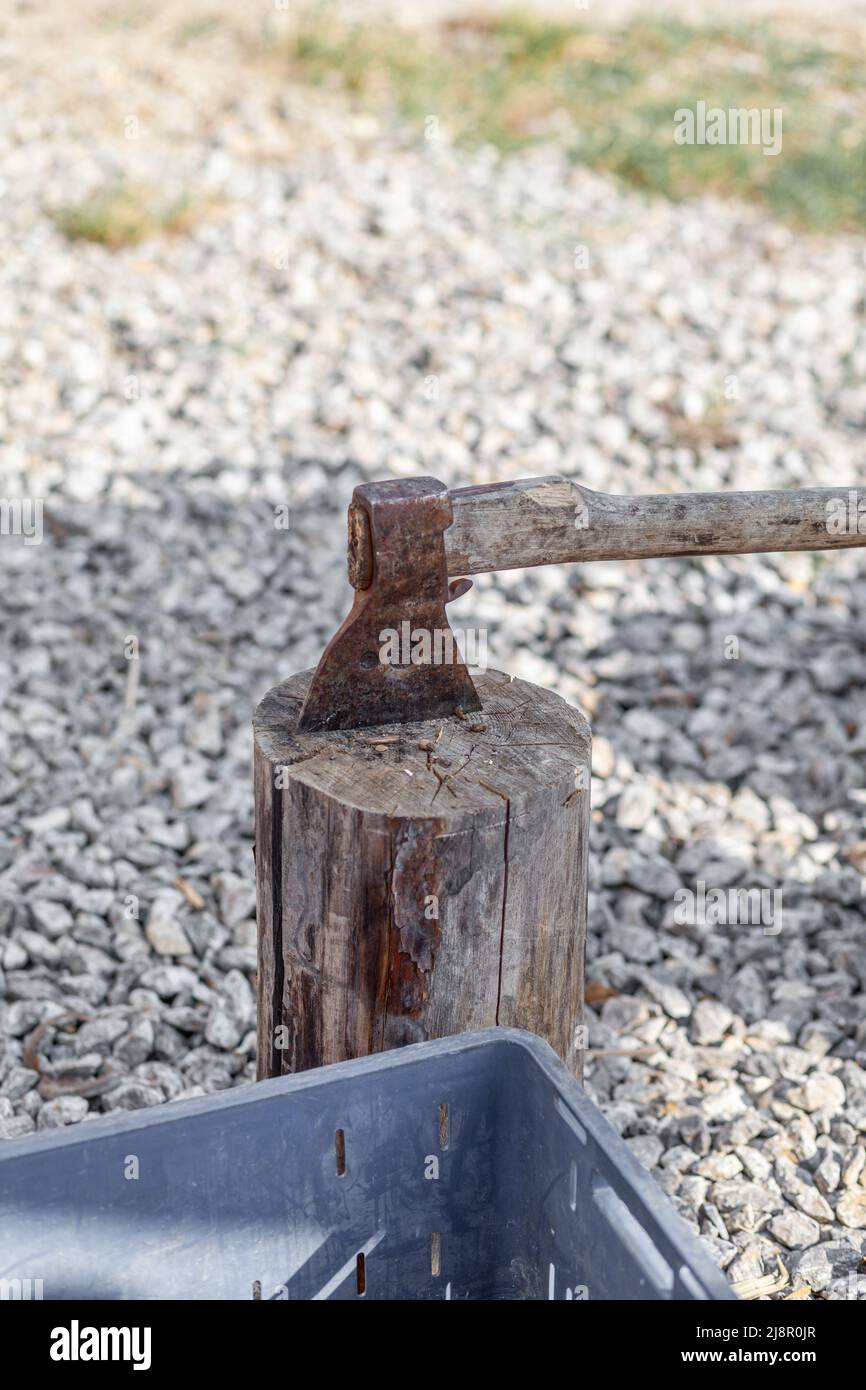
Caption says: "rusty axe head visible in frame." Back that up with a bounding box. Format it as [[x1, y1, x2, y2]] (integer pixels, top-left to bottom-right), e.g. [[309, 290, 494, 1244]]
[[297, 477, 482, 732]]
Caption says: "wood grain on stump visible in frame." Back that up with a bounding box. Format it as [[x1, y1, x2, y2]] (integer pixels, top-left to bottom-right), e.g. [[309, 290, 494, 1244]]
[[254, 668, 590, 1079]]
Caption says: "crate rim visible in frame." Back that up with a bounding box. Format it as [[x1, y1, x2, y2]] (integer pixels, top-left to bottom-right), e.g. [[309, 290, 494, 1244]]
[[3, 1026, 537, 1161]]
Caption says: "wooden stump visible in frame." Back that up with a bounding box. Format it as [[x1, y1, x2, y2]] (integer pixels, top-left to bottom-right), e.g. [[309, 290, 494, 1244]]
[[254, 668, 591, 1079]]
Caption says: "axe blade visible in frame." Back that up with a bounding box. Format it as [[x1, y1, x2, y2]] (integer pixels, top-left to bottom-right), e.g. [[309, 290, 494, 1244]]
[[297, 478, 482, 733]]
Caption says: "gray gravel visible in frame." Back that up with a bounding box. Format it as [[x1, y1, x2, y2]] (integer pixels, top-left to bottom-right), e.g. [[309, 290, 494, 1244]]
[[1, 1, 866, 1300]]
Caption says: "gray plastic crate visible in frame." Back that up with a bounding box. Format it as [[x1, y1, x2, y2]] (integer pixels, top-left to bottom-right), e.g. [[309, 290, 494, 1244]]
[[0, 1027, 732, 1301]]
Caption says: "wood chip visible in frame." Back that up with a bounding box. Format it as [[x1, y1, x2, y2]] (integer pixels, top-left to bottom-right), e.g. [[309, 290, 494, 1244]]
[[586, 981, 619, 1005], [584, 1046, 659, 1058], [730, 1258, 789, 1300], [174, 876, 205, 910]]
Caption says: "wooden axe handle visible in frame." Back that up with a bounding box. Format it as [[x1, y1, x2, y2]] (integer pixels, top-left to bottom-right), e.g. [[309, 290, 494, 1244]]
[[445, 477, 865, 575]]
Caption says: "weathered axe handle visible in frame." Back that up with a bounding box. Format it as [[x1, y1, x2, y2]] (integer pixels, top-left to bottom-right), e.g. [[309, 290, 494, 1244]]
[[303, 475, 865, 731], [445, 477, 863, 575]]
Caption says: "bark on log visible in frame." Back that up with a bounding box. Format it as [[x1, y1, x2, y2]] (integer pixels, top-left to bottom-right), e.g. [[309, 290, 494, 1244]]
[[254, 668, 590, 1079]]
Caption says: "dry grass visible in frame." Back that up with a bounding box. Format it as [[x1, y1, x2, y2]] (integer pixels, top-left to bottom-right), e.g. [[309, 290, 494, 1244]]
[[51, 182, 201, 249]]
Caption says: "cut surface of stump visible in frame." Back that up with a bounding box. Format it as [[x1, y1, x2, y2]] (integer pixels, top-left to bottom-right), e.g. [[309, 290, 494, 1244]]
[[254, 668, 590, 1078]]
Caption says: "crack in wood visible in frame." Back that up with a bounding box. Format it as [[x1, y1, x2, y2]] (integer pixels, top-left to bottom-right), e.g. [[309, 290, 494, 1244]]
[[269, 782, 284, 1077], [494, 792, 511, 1026]]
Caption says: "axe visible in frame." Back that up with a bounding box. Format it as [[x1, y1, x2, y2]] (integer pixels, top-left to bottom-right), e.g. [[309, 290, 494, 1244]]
[[298, 475, 865, 732]]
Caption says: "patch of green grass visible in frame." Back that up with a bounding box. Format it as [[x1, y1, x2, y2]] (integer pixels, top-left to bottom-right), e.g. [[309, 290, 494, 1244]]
[[175, 15, 223, 45], [97, 2, 151, 32], [285, 9, 866, 232], [51, 183, 200, 249]]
